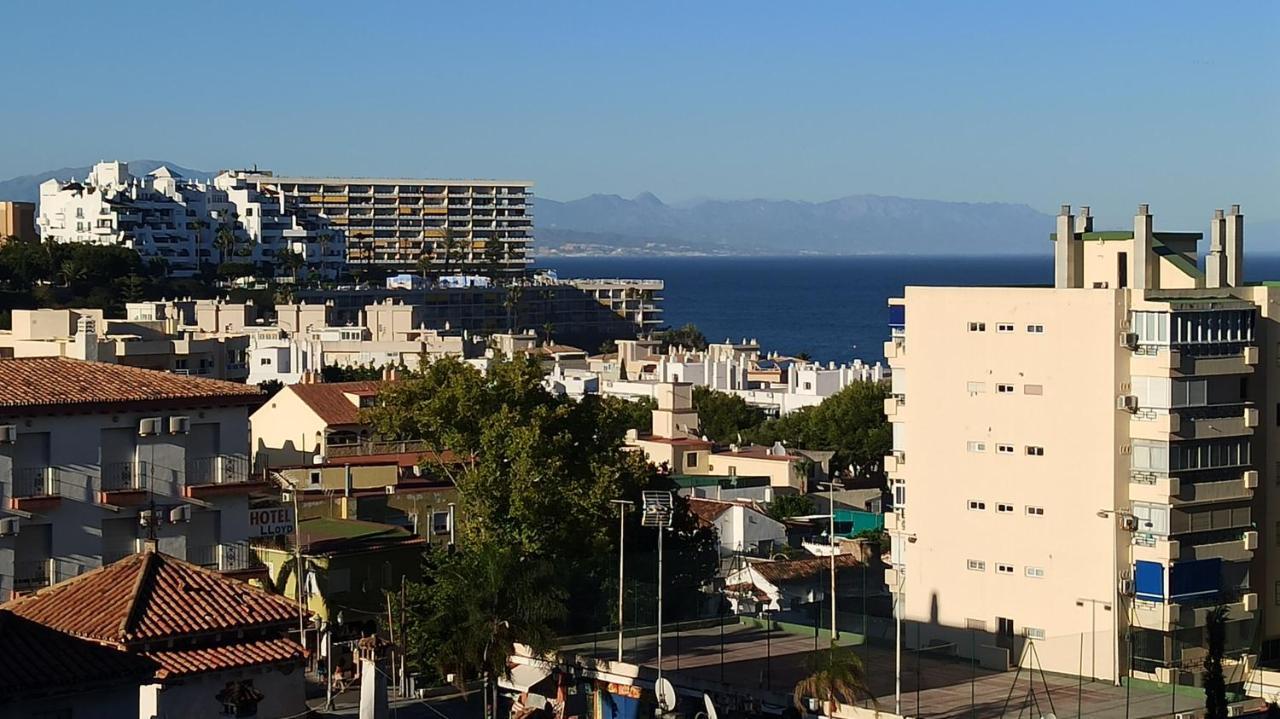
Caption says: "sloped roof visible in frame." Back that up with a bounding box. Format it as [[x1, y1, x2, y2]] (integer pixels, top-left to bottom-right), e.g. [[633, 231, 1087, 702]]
[[752, 554, 861, 584], [288, 380, 381, 426], [0, 610, 157, 702], [142, 636, 305, 679], [687, 497, 735, 524], [294, 517, 416, 554], [0, 357, 262, 413], [3, 550, 300, 644], [148, 166, 182, 178]]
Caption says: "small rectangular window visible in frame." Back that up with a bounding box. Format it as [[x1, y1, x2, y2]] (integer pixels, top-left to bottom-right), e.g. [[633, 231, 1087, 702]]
[[996, 444, 1014, 454], [894, 480, 906, 507], [997, 323, 1014, 333], [996, 563, 1014, 575], [1027, 324, 1045, 334], [997, 503, 1014, 513], [685, 452, 699, 468], [967, 500, 986, 511], [968, 322, 986, 332], [1025, 566, 1045, 578], [966, 618, 987, 630], [1024, 384, 1043, 395], [967, 559, 986, 571], [432, 510, 451, 535], [967, 381, 986, 394], [1024, 626, 1046, 639], [966, 441, 986, 453], [308, 470, 322, 487], [1026, 506, 1045, 516], [1026, 446, 1045, 456], [996, 384, 1015, 394]]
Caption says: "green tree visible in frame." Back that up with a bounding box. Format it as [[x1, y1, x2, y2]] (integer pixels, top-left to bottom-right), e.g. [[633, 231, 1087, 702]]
[[214, 224, 237, 262], [793, 644, 874, 715], [692, 386, 766, 443], [767, 493, 815, 522], [749, 381, 892, 477], [438, 226, 461, 276], [279, 248, 306, 281], [658, 322, 708, 351], [503, 285, 524, 332], [601, 395, 656, 434], [1204, 606, 1228, 719]]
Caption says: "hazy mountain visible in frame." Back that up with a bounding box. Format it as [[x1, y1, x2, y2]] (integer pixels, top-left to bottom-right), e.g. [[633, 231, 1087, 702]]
[[0, 160, 212, 203], [535, 193, 1056, 255]]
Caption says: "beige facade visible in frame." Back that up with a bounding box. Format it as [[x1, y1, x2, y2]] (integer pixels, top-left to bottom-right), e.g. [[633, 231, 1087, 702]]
[[0, 201, 36, 243], [886, 204, 1274, 684]]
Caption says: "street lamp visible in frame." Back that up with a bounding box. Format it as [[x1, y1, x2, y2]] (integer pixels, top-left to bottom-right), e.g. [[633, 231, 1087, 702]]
[[642, 491, 674, 688], [818, 480, 844, 643], [610, 498, 635, 663], [1096, 508, 1139, 688]]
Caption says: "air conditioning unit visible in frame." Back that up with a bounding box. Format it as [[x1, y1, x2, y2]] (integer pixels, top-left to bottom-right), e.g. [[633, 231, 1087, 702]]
[[1176, 712, 1200, 719], [1118, 578, 1135, 596], [1116, 395, 1139, 412], [892, 449, 906, 463], [1119, 332, 1139, 349], [0, 425, 16, 445], [1120, 515, 1139, 531], [168, 416, 190, 435], [168, 505, 191, 524], [138, 509, 155, 527], [1227, 706, 1245, 718], [384, 485, 396, 495], [0, 517, 19, 536], [138, 417, 161, 436]]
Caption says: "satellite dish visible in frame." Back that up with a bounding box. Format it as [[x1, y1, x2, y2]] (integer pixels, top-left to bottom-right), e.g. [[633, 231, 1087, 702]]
[[703, 693, 719, 719], [1042, 714, 1057, 719], [656, 677, 677, 713]]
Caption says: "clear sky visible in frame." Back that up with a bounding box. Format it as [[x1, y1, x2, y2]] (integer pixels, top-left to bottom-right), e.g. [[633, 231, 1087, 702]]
[[1, 1, 1276, 227]]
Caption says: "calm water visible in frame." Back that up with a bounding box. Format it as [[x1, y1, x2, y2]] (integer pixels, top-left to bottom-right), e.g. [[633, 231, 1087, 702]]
[[541, 255, 1280, 364]]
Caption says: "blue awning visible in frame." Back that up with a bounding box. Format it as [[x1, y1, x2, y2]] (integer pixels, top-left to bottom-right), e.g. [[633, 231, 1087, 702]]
[[1135, 560, 1165, 601], [888, 304, 905, 328], [1170, 558, 1222, 600]]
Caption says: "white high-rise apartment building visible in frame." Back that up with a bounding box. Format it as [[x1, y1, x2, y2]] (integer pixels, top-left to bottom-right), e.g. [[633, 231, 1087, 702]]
[[886, 204, 1278, 686], [38, 161, 343, 277]]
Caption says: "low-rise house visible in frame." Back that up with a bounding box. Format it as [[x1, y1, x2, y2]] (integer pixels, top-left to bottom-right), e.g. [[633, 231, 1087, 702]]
[[250, 376, 384, 467], [3, 549, 307, 719], [723, 554, 864, 615], [0, 609, 157, 719], [687, 497, 787, 559], [0, 357, 266, 600]]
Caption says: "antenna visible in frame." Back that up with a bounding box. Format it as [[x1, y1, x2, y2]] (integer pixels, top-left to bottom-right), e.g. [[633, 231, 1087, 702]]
[[656, 677, 677, 713]]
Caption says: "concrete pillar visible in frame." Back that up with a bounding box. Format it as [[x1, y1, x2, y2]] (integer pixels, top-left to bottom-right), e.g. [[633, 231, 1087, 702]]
[[359, 657, 388, 719], [1053, 205, 1081, 288], [1226, 204, 1244, 287], [1074, 205, 1093, 234], [1206, 209, 1227, 289], [1133, 204, 1155, 291]]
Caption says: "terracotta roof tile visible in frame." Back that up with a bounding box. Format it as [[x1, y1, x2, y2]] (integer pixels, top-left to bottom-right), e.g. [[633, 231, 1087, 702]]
[[0, 610, 157, 701], [687, 497, 735, 525], [144, 636, 305, 679], [751, 554, 861, 584], [0, 357, 261, 413], [288, 380, 382, 426], [3, 551, 300, 644]]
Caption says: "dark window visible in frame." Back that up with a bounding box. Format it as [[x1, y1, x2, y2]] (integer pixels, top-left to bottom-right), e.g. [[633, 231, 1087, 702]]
[[1118, 252, 1128, 288]]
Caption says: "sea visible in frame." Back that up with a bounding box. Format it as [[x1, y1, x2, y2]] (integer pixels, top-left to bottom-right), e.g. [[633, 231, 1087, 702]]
[[540, 255, 1280, 365]]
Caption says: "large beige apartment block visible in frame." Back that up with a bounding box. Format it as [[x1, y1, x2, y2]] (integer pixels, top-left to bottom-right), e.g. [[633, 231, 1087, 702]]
[[0, 201, 36, 243], [239, 173, 533, 275], [885, 204, 1277, 685]]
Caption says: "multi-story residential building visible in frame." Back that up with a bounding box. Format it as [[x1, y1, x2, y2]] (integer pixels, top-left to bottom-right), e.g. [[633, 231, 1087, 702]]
[[884, 204, 1272, 685], [238, 171, 533, 275], [0, 357, 266, 601], [0, 201, 36, 243], [37, 161, 340, 277], [564, 278, 664, 334]]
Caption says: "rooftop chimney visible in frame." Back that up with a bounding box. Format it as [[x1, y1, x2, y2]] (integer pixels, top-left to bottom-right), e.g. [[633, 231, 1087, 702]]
[[1132, 204, 1156, 291], [1074, 206, 1093, 233], [1054, 205, 1082, 288], [1226, 204, 1244, 287], [1206, 209, 1227, 289]]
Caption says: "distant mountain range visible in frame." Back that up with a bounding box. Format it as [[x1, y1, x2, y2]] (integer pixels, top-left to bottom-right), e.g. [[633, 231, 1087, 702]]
[[3, 161, 1275, 256], [0, 160, 212, 203]]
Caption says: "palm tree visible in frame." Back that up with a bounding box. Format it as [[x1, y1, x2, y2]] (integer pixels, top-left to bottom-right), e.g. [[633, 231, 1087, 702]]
[[504, 284, 524, 332], [438, 226, 460, 277], [793, 643, 875, 716], [282, 249, 306, 282], [189, 219, 208, 273], [540, 322, 555, 345], [214, 224, 237, 264]]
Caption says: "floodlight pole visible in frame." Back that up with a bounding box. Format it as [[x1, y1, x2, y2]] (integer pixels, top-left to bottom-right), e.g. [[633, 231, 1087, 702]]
[[657, 520, 665, 687], [610, 499, 634, 663], [820, 480, 843, 643]]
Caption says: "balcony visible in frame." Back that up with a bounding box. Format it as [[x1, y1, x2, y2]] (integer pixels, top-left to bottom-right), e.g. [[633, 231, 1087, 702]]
[[10, 468, 61, 511], [187, 541, 267, 576], [883, 337, 905, 360], [1131, 593, 1255, 632], [12, 559, 50, 593], [1172, 404, 1255, 440], [883, 395, 904, 419], [1130, 348, 1256, 378], [1129, 475, 1178, 504], [1131, 536, 1179, 562], [99, 461, 150, 505], [183, 455, 266, 499]]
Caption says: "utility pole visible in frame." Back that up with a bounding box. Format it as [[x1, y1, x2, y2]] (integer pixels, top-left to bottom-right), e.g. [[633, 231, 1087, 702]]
[[890, 526, 917, 717], [820, 480, 844, 642], [641, 492, 673, 689], [610, 499, 634, 663]]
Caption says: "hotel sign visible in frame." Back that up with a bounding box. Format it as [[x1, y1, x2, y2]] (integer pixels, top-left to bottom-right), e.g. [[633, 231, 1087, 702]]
[[249, 507, 294, 537]]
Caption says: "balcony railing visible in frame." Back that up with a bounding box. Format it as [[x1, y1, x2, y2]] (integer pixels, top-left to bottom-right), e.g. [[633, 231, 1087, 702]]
[[184, 455, 252, 485], [12, 467, 59, 499], [188, 541, 265, 572], [13, 560, 50, 591], [101, 461, 148, 492]]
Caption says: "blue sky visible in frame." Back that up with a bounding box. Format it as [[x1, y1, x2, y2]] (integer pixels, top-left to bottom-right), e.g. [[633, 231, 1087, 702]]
[[0, 1, 1276, 227]]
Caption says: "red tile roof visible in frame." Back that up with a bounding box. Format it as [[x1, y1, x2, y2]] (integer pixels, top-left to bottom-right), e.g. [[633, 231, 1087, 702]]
[[751, 554, 861, 584], [3, 550, 300, 644], [0, 357, 262, 414], [714, 444, 802, 462], [288, 380, 381, 426], [0, 609, 157, 702], [143, 636, 306, 679], [687, 497, 735, 524]]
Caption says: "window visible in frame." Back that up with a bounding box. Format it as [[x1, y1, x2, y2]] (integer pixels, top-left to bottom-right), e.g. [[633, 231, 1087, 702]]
[[260, 357, 272, 365], [966, 618, 987, 630], [966, 381, 986, 394], [967, 559, 986, 571], [967, 500, 986, 511], [245, 207, 254, 217], [997, 503, 1013, 513], [1027, 324, 1045, 334], [997, 323, 1014, 333], [1024, 627, 1046, 640], [1171, 379, 1208, 407], [431, 510, 451, 536], [1131, 440, 1170, 472], [308, 470, 322, 487], [1026, 446, 1044, 456], [966, 441, 986, 453], [1026, 506, 1045, 516], [1024, 384, 1043, 395], [685, 452, 699, 468], [968, 322, 986, 332], [996, 384, 1015, 394], [996, 563, 1014, 575], [1025, 566, 1045, 578], [893, 480, 906, 507], [1131, 502, 1169, 536], [996, 444, 1014, 454]]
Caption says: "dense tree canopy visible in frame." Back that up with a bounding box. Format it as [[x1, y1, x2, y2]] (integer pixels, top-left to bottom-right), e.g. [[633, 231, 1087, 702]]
[[657, 322, 708, 351], [748, 381, 892, 478], [692, 386, 766, 443]]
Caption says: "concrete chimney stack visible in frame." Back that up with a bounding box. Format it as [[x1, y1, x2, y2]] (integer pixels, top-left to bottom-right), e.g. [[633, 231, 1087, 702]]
[[1054, 205, 1082, 288], [1132, 204, 1155, 290], [1206, 209, 1227, 289], [1074, 206, 1093, 233], [1226, 204, 1244, 287]]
